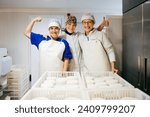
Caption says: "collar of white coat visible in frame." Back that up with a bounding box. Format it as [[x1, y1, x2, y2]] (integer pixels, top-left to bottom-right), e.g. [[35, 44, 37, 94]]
[[85, 28, 97, 36]]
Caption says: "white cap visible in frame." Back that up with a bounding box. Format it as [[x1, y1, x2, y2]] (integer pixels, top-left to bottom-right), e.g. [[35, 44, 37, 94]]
[[48, 20, 61, 29], [81, 13, 95, 23]]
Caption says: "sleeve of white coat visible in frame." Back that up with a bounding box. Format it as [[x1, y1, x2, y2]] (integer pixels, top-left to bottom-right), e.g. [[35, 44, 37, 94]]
[[101, 32, 116, 62]]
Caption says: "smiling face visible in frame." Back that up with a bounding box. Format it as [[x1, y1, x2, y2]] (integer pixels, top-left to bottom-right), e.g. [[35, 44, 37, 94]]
[[82, 19, 94, 35], [66, 22, 76, 34], [65, 15, 77, 34], [49, 26, 60, 40]]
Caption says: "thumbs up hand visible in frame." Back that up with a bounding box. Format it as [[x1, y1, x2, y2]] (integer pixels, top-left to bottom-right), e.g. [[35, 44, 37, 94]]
[[102, 17, 109, 27]]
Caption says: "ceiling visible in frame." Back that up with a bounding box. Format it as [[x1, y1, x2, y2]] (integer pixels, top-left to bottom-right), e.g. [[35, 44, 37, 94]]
[[0, 0, 122, 13]]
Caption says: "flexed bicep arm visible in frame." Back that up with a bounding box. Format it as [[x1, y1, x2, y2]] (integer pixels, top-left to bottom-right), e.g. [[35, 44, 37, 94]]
[[24, 17, 42, 39]]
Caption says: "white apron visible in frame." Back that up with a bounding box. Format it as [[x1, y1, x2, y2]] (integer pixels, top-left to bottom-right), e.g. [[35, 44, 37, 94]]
[[39, 39, 65, 75], [66, 34, 80, 71], [61, 32, 81, 72], [82, 39, 111, 74]]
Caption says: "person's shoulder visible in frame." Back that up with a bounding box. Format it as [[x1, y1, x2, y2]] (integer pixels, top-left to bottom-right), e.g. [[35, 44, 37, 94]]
[[99, 31, 107, 37], [31, 32, 50, 41], [76, 31, 84, 35], [61, 38, 68, 43], [93, 29, 101, 33], [59, 34, 66, 39], [94, 29, 105, 34], [95, 30, 107, 37], [77, 32, 85, 37], [76, 31, 81, 35], [31, 32, 43, 36], [76, 32, 85, 41], [58, 37, 69, 45], [61, 39, 70, 48]]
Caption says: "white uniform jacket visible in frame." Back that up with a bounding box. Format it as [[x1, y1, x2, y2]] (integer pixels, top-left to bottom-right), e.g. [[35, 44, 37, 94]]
[[78, 29, 116, 74]]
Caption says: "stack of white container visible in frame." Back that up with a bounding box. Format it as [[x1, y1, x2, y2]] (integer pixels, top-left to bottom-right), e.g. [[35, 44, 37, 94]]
[[22, 71, 150, 100], [82, 72, 150, 100], [22, 71, 86, 100], [7, 65, 30, 99], [82, 72, 134, 89]]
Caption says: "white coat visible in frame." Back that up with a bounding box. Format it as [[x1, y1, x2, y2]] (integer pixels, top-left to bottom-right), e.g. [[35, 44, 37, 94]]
[[79, 29, 116, 74]]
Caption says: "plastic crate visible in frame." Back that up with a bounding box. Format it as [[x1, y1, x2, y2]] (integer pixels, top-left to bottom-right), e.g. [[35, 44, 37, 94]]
[[82, 71, 134, 89], [21, 88, 85, 100], [11, 65, 28, 73], [6, 65, 30, 99], [87, 88, 150, 100], [32, 71, 84, 90]]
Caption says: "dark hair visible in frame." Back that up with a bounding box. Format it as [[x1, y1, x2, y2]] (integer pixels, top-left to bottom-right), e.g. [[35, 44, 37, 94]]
[[66, 13, 77, 25]]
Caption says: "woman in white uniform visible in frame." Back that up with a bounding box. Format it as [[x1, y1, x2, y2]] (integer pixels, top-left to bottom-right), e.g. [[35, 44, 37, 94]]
[[60, 14, 109, 72], [60, 15, 81, 72], [79, 13, 118, 74], [24, 17, 72, 75]]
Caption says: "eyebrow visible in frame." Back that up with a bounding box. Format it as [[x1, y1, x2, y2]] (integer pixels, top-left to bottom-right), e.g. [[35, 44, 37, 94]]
[[50, 27, 59, 29]]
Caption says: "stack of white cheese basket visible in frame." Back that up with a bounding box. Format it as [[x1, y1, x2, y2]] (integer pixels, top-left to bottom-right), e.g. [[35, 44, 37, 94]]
[[82, 72, 150, 100], [7, 65, 30, 99], [22, 71, 86, 100], [22, 71, 150, 100]]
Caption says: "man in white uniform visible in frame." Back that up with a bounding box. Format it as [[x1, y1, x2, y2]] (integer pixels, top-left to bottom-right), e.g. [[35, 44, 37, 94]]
[[79, 13, 118, 75]]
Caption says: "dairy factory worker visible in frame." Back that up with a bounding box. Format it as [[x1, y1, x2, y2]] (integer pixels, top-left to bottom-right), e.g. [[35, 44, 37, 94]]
[[60, 14, 109, 72], [79, 13, 118, 74], [24, 17, 72, 75], [60, 15, 81, 72]]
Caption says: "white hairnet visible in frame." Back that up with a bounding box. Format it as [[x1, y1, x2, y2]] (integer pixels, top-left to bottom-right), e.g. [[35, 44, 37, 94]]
[[48, 19, 61, 29], [81, 13, 95, 23]]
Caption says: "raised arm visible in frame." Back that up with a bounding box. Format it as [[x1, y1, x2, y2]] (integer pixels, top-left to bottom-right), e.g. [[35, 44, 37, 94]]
[[24, 17, 42, 39], [97, 17, 109, 31]]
